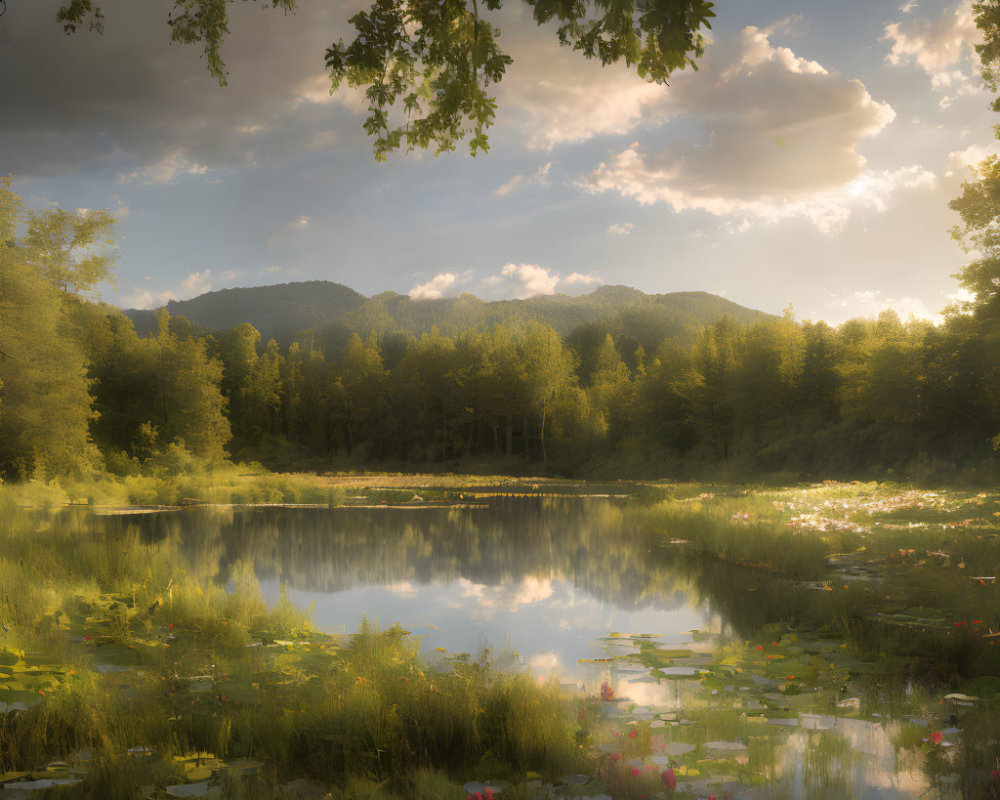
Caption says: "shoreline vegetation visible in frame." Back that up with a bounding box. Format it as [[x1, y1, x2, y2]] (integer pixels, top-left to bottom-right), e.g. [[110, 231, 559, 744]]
[[0, 475, 998, 797], [2, 176, 999, 491]]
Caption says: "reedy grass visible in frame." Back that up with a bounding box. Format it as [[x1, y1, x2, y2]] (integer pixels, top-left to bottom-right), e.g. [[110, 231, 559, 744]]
[[0, 500, 593, 797]]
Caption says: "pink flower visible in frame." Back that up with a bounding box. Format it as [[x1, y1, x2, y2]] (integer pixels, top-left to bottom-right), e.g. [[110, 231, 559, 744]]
[[628, 728, 637, 739], [929, 731, 942, 745], [600, 681, 614, 701], [631, 767, 640, 777], [661, 768, 676, 792]]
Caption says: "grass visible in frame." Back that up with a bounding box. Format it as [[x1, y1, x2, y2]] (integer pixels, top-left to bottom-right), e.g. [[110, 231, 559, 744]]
[[0, 499, 595, 798], [1, 474, 999, 796]]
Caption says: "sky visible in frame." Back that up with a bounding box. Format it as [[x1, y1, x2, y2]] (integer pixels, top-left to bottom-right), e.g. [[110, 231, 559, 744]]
[[0, 0, 996, 323]]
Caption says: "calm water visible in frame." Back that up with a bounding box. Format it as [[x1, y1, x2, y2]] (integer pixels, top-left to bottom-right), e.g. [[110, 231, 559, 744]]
[[109, 496, 973, 799]]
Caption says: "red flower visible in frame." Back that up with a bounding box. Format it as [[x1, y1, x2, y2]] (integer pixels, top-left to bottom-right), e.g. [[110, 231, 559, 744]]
[[600, 681, 614, 701], [661, 768, 676, 792], [929, 731, 942, 745], [628, 728, 637, 739], [631, 767, 640, 778]]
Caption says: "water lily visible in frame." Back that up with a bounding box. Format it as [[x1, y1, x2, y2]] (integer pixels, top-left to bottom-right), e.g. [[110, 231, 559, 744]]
[[661, 767, 676, 792]]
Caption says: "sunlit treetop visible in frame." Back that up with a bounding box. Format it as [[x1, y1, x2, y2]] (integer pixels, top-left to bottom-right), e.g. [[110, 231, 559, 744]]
[[56, 0, 714, 161]]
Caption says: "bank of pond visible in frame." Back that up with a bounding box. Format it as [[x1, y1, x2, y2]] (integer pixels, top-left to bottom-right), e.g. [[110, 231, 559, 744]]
[[0, 479, 998, 799]]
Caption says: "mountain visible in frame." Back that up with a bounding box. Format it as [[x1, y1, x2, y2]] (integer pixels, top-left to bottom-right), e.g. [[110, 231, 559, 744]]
[[124, 281, 770, 350], [126, 281, 367, 343]]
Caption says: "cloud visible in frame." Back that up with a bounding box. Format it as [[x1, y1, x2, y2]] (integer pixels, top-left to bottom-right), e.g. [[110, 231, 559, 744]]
[[606, 222, 634, 235], [386, 581, 418, 598], [409, 272, 457, 300], [117, 150, 209, 185], [495, 7, 670, 149], [180, 269, 214, 296], [118, 266, 219, 309], [818, 288, 958, 325], [582, 148, 933, 233], [499, 263, 560, 299], [477, 265, 604, 298], [945, 143, 993, 176], [574, 26, 923, 233], [458, 576, 554, 612], [0, 0, 370, 180], [495, 162, 552, 196], [883, 2, 979, 88], [563, 272, 603, 286], [117, 287, 178, 309], [267, 215, 312, 246]]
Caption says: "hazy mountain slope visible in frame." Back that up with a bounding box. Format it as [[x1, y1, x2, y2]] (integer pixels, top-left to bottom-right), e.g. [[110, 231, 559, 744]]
[[126, 281, 366, 342], [124, 281, 769, 348]]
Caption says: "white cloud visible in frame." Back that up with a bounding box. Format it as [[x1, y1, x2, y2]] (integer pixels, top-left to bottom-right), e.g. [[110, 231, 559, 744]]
[[563, 272, 603, 286], [296, 73, 369, 114], [945, 143, 993, 176], [458, 576, 554, 612], [883, 2, 979, 87], [606, 222, 634, 235], [500, 263, 560, 298], [581, 153, 932, 235], [117, 287, 178, 309], [409, 272, 457, 300], [117, 150, 209, 185], [386, 581, 418, 598], [118, 267, 219, 309], [478, 265, 603, 298], [575, 25, 923, 233], [818, 288, 959, 324], [180, 269, 214, 296], [496, 7, 670, 149], [495, 162, 552, 196]]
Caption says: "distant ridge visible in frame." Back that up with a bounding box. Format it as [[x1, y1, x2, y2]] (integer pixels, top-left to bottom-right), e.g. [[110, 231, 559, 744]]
[[124, 280, 770, 348], [127, 281, 366, 342]]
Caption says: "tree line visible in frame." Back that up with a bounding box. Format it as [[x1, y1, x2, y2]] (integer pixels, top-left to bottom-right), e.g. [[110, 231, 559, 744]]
[[1, 176, 998, 483]]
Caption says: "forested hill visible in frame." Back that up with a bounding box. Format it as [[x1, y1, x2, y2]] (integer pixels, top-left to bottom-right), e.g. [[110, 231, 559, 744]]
[[125, 281, 768, 347], [127, 281, 368, 343]]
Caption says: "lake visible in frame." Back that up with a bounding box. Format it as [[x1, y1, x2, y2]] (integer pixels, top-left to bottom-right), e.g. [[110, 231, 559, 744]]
[[2, 482, 998, 798]]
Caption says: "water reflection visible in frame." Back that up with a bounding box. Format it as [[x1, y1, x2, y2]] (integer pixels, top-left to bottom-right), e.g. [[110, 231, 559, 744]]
[[101, 498, 970, 799]]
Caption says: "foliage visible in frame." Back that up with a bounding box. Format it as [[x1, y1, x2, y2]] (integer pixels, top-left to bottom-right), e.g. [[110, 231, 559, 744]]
[[57, 0, 713, 159]]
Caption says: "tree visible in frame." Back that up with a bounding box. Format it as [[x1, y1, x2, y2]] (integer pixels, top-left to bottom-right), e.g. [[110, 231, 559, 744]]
[[57, 0, 714, 160], [520, 324, 576, 461], [0, 180, 101, 479]]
